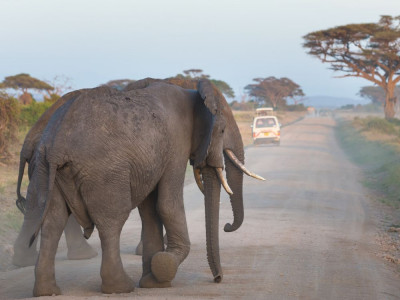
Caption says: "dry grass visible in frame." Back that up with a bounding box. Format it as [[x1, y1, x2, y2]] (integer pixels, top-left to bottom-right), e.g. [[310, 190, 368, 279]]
[[0, 163, 26, 270], [0, 128, 28, 269]]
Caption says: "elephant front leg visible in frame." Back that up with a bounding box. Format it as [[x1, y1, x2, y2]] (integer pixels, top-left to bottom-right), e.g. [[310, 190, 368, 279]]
[[138, 191, 170, 288], [33, 189, 69, 297], [150, 174, 190, 284]]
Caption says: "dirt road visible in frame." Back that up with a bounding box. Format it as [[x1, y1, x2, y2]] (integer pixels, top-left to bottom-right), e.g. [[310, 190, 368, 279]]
[[1, 116, 399, 299]]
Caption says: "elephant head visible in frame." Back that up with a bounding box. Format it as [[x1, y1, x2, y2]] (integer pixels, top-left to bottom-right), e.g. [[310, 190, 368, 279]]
[[191, 79, 264, 282], [125, 77, 264, 282]]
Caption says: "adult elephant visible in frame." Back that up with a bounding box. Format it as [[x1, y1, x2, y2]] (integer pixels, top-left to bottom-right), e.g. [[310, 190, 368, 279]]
[[13, 90, 98, 267], [29, 79, 264, 296]]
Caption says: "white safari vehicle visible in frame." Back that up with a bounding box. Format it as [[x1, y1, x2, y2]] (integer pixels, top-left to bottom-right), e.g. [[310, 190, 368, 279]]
[[252, 115, 281, 145], [255, 107, 274, 116]]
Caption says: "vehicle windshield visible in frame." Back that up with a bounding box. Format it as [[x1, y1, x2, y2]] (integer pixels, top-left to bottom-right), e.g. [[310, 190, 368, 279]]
[[255, 118, 276, 128]]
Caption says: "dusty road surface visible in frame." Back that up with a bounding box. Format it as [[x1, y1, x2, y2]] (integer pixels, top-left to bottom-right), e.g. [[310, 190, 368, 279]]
[[1, 116, 399, 299]]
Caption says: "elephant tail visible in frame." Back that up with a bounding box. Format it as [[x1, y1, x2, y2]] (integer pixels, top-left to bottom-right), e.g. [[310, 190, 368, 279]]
[[29, 162, 58, 247], [16, 153, 27, 214]]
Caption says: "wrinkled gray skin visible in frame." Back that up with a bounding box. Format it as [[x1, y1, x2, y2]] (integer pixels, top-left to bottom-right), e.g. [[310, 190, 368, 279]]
[[30, 79, 245, 296], [13, 90, 98, 267]]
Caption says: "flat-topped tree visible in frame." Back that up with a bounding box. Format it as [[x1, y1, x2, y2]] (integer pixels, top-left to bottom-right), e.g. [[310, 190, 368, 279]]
[[2, 73, 54, 94], [173, 69, 235, 99], [245, 77, 304, 108], [359, 86, 386, 104], [358, 85, 400, 105], [303, 15, 400, 119], [102, 79, 136, 91]]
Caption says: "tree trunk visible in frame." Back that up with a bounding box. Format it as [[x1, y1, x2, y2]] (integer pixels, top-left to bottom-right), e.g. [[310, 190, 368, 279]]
[[384, 85, 397, 119]]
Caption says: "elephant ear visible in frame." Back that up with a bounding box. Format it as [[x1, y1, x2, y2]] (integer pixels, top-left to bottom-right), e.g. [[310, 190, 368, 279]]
[[191, 80, 225, 169], [197, 79, 220, 116]]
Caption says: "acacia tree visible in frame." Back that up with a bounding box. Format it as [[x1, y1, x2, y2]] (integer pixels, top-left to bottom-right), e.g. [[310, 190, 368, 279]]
[[245, 77, 304, 108], [102, 79, 136, 91], [183, 69, 210, 79], [303, 15, 400, 119], [174, 69, 235, 98], [1, 73, 54, 95], [1, 73, 54, 104], [358, 85, 400, 105]]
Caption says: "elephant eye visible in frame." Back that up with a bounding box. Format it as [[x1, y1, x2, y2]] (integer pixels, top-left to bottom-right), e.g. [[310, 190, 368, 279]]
[[222, 129, 225, 133]]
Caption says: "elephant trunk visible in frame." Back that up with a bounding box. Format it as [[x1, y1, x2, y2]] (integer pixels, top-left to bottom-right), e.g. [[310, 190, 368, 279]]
[[202, 166, 223, 283], [223, 149, 244, 232]]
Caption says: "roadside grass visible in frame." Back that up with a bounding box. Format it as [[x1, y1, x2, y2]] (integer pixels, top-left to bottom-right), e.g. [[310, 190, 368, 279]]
[[0, 126, 29, 238], [336, 117, 400, 208]]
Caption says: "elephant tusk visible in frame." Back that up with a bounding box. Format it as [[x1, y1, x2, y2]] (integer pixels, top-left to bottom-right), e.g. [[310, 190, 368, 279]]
[[215, 168, 233, 195], [224, 149, 266, 181], [193, 168, 205, 194]]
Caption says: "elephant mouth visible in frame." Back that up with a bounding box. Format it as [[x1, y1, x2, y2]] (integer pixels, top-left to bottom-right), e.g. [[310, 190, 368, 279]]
[[193, 148, 265, 195]]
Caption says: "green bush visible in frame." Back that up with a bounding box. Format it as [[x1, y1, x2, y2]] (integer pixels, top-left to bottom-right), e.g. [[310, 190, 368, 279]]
[[353, 116, 399, 136], [43, 93, 60, 104], [0, 94, 20, 160], [19, 100, 53, 127], [388, 118, 400, 127]]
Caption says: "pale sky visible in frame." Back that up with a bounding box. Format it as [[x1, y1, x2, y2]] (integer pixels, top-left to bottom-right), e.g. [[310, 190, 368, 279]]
[[1, 0, 399, 102]]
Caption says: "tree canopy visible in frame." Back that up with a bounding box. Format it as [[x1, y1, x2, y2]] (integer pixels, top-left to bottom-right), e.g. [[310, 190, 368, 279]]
[[1, 73, 54, 94], [244, 77, 304, 108], [173, 69, 235, 98], [303, 15, 400, 119], [358, 85, 400, 104], [103, 79, 136, 91]]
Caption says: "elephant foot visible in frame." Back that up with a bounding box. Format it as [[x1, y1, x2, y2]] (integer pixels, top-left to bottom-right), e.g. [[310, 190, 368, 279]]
[[135, 240, 143, 256], [12, 248, 38, 267], [139, 273, 171, 288], [101, 273, 134, 294], [33, 281, 61, 297], [67, 241, 98, 260], [151, 252, 178, 283]]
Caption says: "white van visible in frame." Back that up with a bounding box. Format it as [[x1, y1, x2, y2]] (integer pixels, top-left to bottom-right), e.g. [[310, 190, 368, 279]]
[[252, 115, 281, 145], [255, 107, 274, 116]]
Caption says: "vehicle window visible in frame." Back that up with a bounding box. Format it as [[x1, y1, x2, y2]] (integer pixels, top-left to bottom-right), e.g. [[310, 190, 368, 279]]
[[255, 118, 276, 128]]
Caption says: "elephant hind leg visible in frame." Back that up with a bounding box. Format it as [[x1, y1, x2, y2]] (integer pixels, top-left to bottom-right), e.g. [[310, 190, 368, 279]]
[[33, 186, 69, 297], [87, 183, 134, 294], [12, 209, 41, 267], [64, 215, 98, 260], [97, 217, 134, 294]]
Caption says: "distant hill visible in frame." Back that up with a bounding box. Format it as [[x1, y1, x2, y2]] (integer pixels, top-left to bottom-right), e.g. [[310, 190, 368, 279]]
[[304, 95, 369, 108]]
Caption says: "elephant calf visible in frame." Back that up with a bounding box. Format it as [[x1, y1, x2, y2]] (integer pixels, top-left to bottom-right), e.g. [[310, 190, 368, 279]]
[[28, 79, 264, 296]]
